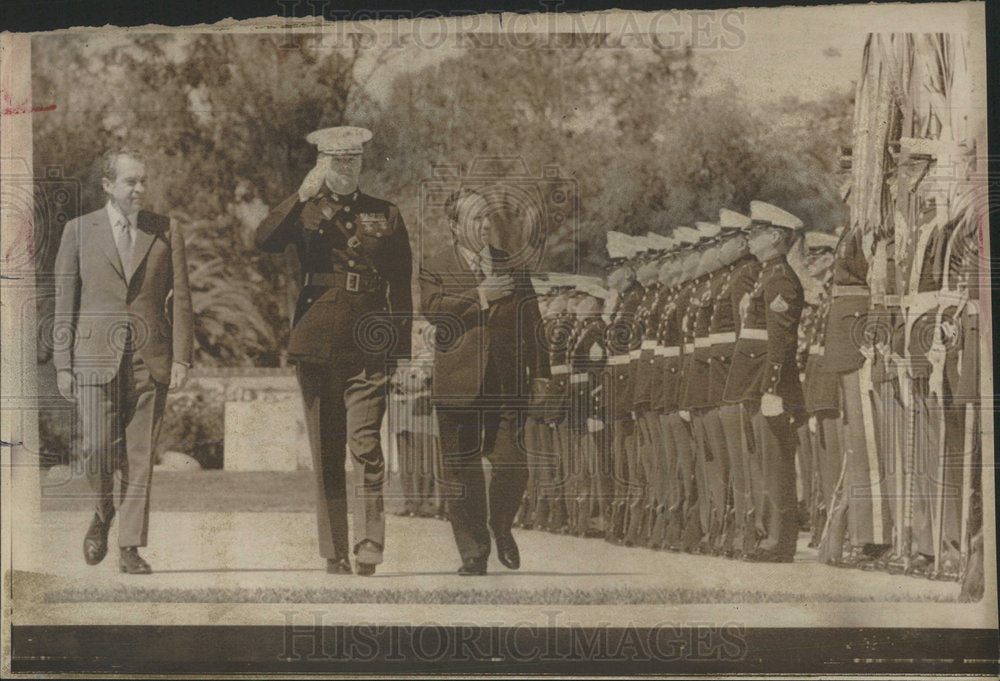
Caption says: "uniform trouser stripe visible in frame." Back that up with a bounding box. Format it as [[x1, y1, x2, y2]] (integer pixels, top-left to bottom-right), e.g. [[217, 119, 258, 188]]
[[840, 369, 889, 546]]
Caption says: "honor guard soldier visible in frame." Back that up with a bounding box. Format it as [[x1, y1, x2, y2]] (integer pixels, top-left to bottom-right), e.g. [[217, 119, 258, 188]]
[[660, 226, 703, 550], [256, 126, 413, 576], [571, 291, 610, 537], [723, 201, 805, 563], [541, 291, 574, 532], [602, 232, 644, 543], [711, 209, 761, 558], [626, 243, 667, 546], [647, 245, 683, 549], [684, 222, 729, 553], [816, 226, 892, 566]]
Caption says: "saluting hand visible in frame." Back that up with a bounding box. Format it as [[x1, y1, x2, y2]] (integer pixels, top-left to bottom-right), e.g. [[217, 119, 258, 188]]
[[298, 155, 333, 202]]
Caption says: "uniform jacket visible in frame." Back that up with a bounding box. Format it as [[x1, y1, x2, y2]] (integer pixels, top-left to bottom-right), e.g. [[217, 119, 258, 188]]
[[656, 280, 691, 413], [53, 207, 193, 385], [707, 256, 759, 407], [570, 316, 606, 433], [256, 189, 412, 367], [677, 275, 711, 411], [540, 312, 573, 421], [605, 281, 643, 419], [648, 285, 676, 413], [724, 255, 804, 407], [683, 271, 722, 410], [820, 228, 869, 375], [420, 246, 548, 406], [802, 285, 840, 416], [630, 283, 663, 413]]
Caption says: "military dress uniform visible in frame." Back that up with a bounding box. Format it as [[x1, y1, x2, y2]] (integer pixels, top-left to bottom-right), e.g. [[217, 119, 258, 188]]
[[256, 180, 412, 569], [820, 228, 892, 558], [626, 281, 664, 545], [661, 276, 698, 549], [724, 253, 804, 562], [649, 280, 681, 548], [604, 280, 643, 542], [570, 302, 607, 536]]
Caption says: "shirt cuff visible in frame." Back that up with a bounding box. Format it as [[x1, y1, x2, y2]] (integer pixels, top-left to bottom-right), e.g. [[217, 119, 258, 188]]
[[175, 360, 192, 368]]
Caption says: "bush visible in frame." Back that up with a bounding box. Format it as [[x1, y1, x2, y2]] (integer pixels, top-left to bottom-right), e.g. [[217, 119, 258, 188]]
[[159, 388, 225, 470]]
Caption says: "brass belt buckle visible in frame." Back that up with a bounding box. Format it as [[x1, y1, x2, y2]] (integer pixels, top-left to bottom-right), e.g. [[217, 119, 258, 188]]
[[346, 272, 361, 292]]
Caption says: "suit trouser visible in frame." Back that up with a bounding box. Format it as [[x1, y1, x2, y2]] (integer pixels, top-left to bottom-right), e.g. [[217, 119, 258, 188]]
[[298, 363, 387, 563], [77, 352, 167, 548], [397, 430, 419, 514], [839, 369, 892, 547], [701, 408, 732, 550], [750, 403, 799, 558], [437, 406, 528, 563]]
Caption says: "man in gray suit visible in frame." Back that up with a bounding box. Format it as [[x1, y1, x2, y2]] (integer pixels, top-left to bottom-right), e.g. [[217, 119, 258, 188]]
[[53, 148, 193, 574]]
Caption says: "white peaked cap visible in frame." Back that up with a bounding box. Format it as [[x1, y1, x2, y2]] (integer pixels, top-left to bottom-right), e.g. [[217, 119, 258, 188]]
[[695, 221, 721, 240], [719, 208, 752, 230], [672, 226, 700, 246], [750, 201, 804, 230], [306, 126, 373, 155]]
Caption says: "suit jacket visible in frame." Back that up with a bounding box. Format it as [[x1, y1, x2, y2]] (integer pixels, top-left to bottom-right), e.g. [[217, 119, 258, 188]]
[[421, 246, 548, 406], [53, 207, 193, 386]]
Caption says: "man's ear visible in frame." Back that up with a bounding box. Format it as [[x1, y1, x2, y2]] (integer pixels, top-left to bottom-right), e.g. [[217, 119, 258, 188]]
[[101, 177, 113, 195]]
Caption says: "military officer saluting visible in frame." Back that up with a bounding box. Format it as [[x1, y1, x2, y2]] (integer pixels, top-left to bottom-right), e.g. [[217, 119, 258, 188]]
[[724, 201, 805, 563], [256, 127, 412, 576]]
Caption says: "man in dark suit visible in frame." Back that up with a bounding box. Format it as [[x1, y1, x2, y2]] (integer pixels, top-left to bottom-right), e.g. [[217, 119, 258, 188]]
[[421, 186, 548, 575], [256, 127, 412, 577], [53, 148, 193, 574]]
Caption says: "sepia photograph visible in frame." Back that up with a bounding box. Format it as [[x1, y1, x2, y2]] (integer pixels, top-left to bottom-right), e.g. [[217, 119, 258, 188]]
[[1, 1, 995, 676]]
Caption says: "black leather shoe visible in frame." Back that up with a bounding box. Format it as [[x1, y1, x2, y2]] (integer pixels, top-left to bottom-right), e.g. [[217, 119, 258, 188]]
[[83, 512, 112, 566], [356, 562, 376, 576], [457, 558, 488, 576], [326, 558, 352, 574], [493, 530, 520, 570], [747, 549, 794, 563], [118, 547, 152, 574]]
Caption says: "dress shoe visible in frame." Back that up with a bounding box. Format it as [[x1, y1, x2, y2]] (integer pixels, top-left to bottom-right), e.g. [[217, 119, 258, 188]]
[[83, 512, 112, 566], [457, 558, 488, 576], [493, 530, 520, 570], [326, 558, 353, 574], [356, 562, 376, 576], [118, 547, 152, 574]]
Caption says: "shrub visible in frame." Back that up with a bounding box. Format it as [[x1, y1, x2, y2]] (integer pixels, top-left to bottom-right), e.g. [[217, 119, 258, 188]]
[[159, 388, 225, 469]]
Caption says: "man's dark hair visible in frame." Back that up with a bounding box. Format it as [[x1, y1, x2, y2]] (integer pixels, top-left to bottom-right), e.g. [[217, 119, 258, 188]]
[[101, 148, 147, 181], [442, 185, 487, 225]]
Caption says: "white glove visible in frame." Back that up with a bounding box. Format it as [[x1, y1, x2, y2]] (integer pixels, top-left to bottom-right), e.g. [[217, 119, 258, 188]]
[[298, 155, 333, 202], [761, 392, 784, 417], [808, 415, 818, 434], [678, 410, 691, 422]]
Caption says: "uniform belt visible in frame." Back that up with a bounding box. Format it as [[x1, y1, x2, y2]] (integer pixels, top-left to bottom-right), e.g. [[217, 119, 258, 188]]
[[809, 343, 825, 356], [831, 284, 869, 297], [305, 270, 383, 293], [641, 340, 657, 350], [683, 342, 695, 353], [550, 364, 570, 375], [570, 373, 588, 384], [629, 349, 642, 360], [656, 346, 680, 357], [739, 327, 768, 341], [694, 337, 710, 348], [709, 331, 736, 344], [608, 354, 630, 365]]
